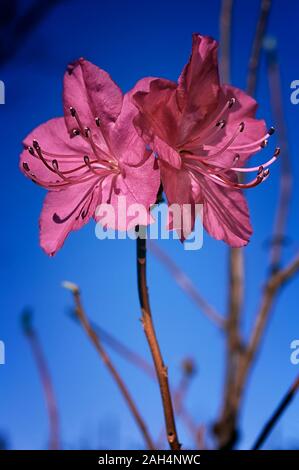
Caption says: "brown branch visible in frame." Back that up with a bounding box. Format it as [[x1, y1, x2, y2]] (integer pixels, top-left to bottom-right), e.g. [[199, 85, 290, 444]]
[[247, 0, 272, 96], [136, 233, 181, 450], [63, 282, 155, 450], [149, 241, 224, 328], [173, 359, 196, 416], [89, 320, 155, 380], [252, 376, 299, 449], [234, 254, 299, 403], [219, 0, 234, 83], [22, 311, 60, 450], [265, 39, 293, 273], [214, 0, 273, 449], [157, 358, 197, 448]]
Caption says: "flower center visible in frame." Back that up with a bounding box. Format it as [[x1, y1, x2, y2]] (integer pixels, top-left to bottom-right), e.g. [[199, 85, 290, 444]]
[[22, 107, 122, 191], [178, 97, 279, 190]]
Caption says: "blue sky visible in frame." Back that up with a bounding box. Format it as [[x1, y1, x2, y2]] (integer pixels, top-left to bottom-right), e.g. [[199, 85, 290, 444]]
[[0, 0, 299, 450]]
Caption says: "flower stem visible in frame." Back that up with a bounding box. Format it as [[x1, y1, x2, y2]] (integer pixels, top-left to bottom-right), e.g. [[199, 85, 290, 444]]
[[136, 232, 181, 450]]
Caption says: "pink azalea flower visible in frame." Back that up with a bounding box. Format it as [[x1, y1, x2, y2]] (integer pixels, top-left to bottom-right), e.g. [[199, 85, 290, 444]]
[[133, 34, 279, 247], [20, 59, 160, 255]]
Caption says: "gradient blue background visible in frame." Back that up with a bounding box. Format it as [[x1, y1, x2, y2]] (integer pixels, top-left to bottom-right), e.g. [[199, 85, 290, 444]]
[[0, 0, 299, 450]]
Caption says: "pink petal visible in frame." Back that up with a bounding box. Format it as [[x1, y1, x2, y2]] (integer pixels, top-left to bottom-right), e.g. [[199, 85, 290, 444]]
[[133, 78, 180, 154], [20, 117, 90, 188], [199, 177, 253, 247], [110, 77, 157, 165], [95, 164, 159, 231], [160, 163, 199, 238], [63, 58, 123, 134], [40, 180, 99, 255], [176, 34, 220, 141]]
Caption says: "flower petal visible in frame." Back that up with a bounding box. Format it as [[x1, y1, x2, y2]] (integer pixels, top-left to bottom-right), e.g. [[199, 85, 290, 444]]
[[199, 177, 253, 247], [63, 58, 123, 133], [176, 34, 220, 142], [20, 117, 90, 188], [40, 180, 99, 255], [133, 78, 180, 153]]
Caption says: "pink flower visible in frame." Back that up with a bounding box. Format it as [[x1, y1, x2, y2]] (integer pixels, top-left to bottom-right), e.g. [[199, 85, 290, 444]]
[[133, 34, 279, 247], [20, 59, 160, 255]]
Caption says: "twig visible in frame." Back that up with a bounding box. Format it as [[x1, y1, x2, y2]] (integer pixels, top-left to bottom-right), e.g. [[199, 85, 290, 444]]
[[149, 241, 224, 328], [62, 282, 155, 450], [157, 358, 197, 448], [215, 0, 245, 450], [173, 359, 196, 416], [21, 311, 60, 450], [219, 0, 233, 83], [234, 254, 299, 403], [247, 0, 272, 96], [252, 376, 299, 449], [136, 233, 181, 450], [69, 312, 155, 380], [264, 38, 293, 273], [214, 0, 273, 449]]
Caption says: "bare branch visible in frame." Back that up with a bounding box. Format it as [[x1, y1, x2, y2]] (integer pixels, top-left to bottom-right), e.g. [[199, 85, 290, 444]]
[[63, 282, 155, 450], [264, 38, 293, 273], [247, 0, 272, 96], [214, 0, 273, 449], [22, 311, 60, 450], [234, 253, 299, 405], [252, 375, 299, 449], [219, 0, 234, 83]]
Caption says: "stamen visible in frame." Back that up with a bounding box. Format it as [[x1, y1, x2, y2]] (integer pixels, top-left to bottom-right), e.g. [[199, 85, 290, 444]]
[[199, 122, 245, 159], [230, 127, 275, 152], [231, 147, 280, 173], [179, 98, 235, 148]]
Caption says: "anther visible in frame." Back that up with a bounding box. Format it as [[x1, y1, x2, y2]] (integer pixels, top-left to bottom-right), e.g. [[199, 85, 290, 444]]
[[239, 122, 245, 132], [72, 128, 80, 136], [268, 126, 275, 135], [84, 127, 90, 137], [228, 97, 236, 108], [274, 147, 280, 157], [23, 162, 30, 171], [261, 140, 268, 148], [70, 107, 76, 117], [33, 140, 40, 150], [52, 159, 59, 170], [27, 146, 34, 155], [216, 119, 226, 128], [95, 117, 100, 127]]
